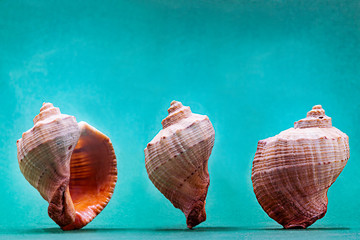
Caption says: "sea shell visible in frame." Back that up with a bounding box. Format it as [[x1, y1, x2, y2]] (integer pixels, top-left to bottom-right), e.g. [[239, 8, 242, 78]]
[[17, 103, 117, 230], [144, 101, 215, 228], [251, 105, 349, 228]]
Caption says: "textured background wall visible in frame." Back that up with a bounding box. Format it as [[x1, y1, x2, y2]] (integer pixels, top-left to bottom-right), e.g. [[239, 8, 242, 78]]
[[0, 0, 359, 238]]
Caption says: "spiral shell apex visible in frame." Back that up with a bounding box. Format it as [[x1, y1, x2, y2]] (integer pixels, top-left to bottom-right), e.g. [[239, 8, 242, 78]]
[[251, 105, 349, 229], [17, 103, 117, 230], [145, 101, 215, 228]]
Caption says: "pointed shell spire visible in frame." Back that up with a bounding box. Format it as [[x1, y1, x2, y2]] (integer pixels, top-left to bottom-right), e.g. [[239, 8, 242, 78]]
[[161, 101, 192, 128], [294, 105, 332, 129], [33, 103, 62, 124]]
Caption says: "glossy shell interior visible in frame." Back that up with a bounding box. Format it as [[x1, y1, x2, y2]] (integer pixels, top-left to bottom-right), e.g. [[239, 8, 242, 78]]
[[62, 122, 117, 230]]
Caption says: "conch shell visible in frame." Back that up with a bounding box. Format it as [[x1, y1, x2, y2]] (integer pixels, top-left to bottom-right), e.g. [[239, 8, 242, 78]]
[[144, 101, 215, 228], [17, 103, 117, 230], [252, 105, 349, 228]]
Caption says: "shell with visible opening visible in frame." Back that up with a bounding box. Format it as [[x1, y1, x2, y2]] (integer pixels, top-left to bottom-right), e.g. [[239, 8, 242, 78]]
[[17, 103, 117, 230]]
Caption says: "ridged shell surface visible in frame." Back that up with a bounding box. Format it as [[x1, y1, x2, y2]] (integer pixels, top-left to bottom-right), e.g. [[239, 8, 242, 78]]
[[145, 101, 215, 228], [251, 105, 349, 228], [17, 103, 117, 230]]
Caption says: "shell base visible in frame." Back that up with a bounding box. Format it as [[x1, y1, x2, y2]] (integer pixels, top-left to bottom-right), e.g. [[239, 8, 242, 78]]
[[186, 199, 207, 229]]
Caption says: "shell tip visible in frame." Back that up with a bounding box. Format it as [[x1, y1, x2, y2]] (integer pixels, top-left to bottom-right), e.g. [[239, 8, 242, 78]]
[[162, 101, 192, 128], [33, 103, 61, 125], [306, 105, 326, 118], [170, 100, 179, 106], [40, 102, 54, 112], [168, 101, 184, 114], [312, 105, 322, 110], [294, 104, 331, 129], [186, 200, 206, 229]]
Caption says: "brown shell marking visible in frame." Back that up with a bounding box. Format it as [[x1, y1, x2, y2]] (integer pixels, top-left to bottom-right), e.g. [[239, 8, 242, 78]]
[[145, 101, 215, 228]]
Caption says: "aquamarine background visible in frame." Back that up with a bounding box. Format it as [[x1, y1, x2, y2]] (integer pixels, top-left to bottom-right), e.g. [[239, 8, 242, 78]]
[[1, 0, 359, 239]]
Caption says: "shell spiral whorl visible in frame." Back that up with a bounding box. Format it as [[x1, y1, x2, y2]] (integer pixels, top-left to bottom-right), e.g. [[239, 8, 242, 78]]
[[161, 101, 192, 129], [294, 105, 332, 129], [33, 103, 62, 125]]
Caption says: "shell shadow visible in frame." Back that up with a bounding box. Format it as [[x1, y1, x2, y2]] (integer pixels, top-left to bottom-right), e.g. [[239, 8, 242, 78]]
[[11, 226, 351, 234], [11, 226, 248, 234], [254, 227, 351, 231], [153, 226, 245, 232]]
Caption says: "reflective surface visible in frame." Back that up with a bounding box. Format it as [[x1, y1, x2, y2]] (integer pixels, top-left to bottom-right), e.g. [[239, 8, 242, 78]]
[[1, 226, 359, 240]]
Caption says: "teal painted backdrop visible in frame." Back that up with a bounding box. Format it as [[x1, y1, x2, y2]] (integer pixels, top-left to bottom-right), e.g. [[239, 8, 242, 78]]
[[1, 0, 360, 239]]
